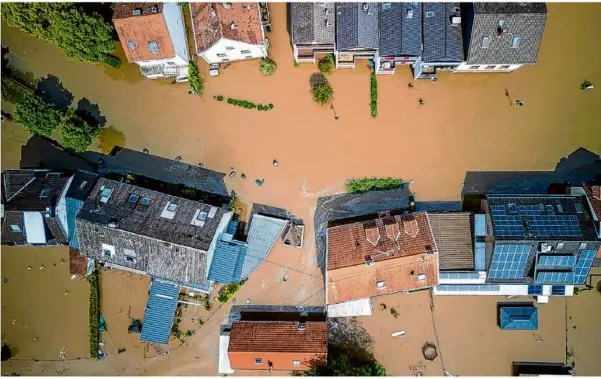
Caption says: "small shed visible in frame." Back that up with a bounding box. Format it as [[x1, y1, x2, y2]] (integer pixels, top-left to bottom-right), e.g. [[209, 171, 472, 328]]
[[140, 280, 179, 344], [498, 303, 538, 330]]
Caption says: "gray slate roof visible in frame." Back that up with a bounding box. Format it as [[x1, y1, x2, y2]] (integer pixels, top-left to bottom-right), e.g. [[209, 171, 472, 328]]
[[379, 2, 421, 57], [291, 2, 335, 45], [241, 214, 288, 280], [65, 171, 99, 201], [423, 3, 464, 62], [466, 3, 547, 65], [336, 2, 379, 50], [2, 169, 69, 211]]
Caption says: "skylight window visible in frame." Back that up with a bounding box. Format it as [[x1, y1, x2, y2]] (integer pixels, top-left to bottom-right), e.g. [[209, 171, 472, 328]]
[[128, 194, 140, 209], [11, 225, 21, 232], [197, 211, 208, 221], [382, 3, 391, 11], [167, 202, 178, 212], [426, 11, 435, 18], [137, 197, 152, 212], [128, 40, 136, 51], [148, 41, 159, 53], [407, 9, 413, 18], [40, 189, 50, 198], [511, 36, 521, 48], [79, 181, 88, 190], [99, 187, 113, 203], [376, 281, 386, 289]]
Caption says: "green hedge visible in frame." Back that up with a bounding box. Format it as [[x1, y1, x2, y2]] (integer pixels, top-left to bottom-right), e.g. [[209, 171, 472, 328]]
[[188, 61, 203, 96], [218, 281, 244, 303], [370, 72, 377, 118], [87, 270, 100, 359], [220, 97, 274, 111], [318, 54, 335, 75], [346, 177, 403, 194]]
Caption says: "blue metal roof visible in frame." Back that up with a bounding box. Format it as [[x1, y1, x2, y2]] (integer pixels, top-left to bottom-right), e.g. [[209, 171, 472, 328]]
[[242, 215, 288, 280], [140, 280, 179, 344], [207, 240, 247, 283], [499, 305, 538, 330], [66, 198, 84, 249]]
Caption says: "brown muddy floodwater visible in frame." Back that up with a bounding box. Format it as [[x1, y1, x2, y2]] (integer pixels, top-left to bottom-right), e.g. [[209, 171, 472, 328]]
[[1, 2, 601, 376]]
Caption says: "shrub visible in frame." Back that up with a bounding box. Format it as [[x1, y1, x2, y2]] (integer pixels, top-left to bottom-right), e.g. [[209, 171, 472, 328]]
[[218, 282, 243, 303], [188, 61, 203, 96], [346, 177, 404, 194], [15, 92, 63, 137], [370, 72, 377, 118], [227, 98, 233, 104], [390, 307, 399, 318], [318, 54, 335, 75], [180, 186, 197, 198], [311, 80, 334, 105], [60, 114, 100, 152], [268, 103, 273, 109], [260, 58, 277, 76], [87, 270, 100, 359], [203, 295, 212, 311], [100, 54, 121, 69], [293, 60, 300, 68], [257, 104, 264, 111], [216, 95, 224, 101], [1, 76, 34, 104]]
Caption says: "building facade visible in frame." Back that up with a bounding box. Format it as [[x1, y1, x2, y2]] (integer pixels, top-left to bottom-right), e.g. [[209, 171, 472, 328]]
[[291, 2, 335, 63], [113, 3, 189, 80]]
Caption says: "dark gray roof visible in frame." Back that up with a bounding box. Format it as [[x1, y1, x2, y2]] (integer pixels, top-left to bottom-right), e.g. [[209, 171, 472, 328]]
[[19, 136, 98, 172], [465, 3, 547, 65], [336, 3, 379, 50], [76, 177, 227, 251], [87, 147, 229, 198], [291, 2, 335, 45], [379, 2, 421, 57], [65, 171, 99, 201], [2, 169, 69, 211], [423, 3, 464, 62]]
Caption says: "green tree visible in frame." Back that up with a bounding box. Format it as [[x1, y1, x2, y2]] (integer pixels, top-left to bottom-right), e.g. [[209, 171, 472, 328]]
[[311, 81, 334, 105], [60, 114, 100, 152], [1, 3, 120, 67], [318, 54, 335, 75], [14, 93, 63, 137], [260, 58, 277, 76], [188, 61, 203, 95], [346, 177, 404, 194], [299, 354, 386, 376], [370, 72, 378, 118]]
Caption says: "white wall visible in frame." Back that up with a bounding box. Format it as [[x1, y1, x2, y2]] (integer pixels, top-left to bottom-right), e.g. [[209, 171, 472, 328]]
[[454, 62, 522, 72], [200, 38, 267, 64], [327, 298, 373, 317], [163, 3, 189, 63], [135, 56, 188, 67], [55, 175, 74, 239]]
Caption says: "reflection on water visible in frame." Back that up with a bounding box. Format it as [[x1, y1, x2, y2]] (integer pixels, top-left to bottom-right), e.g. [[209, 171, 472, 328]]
[[98, 125, 126, 153]]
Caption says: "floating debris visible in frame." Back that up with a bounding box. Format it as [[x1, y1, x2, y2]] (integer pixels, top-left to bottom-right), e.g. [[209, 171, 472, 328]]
[[418, 98, 425, 106], [229, 171, 236, 178], [33, 337, 38, 342], [515, 99, 524, 107], [255, 179, 264, 186], [198, 162, 204, 167], [245, 298, 252, 305], [272, 159, 279, 167], [143, 148, 149, 154], [60, 258, 65, 264], [2, 278, 7, 284], [64, 290, 69, 296], [175, 156, 182, 162], [39, 264, 45, 270], [24, 324, 28, 329], [240, 173, 246, 179], [27, 266, 32, 271], [12, 319, 16, 325]]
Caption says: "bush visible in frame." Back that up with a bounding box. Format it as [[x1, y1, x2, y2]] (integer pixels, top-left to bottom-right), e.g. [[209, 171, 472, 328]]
[[370, 72, 377, 118], [223, 97, 273, 111], [293, 60, 300, 68], [318, 54, 335, 75], [218, 282, 243, 303], [15, 92, 63, 137], [260, 58, 277, 76], [311, 78, 334, 105], [215, 95, 224, 101], [188, 61, 203, 96], [1, 76, 34, 104], [346, 177, 404, 194], [60, 115, 100, 152], [100, 54, 121, 69], [268, 103, 273, 109], [87, 270, 100, 359]]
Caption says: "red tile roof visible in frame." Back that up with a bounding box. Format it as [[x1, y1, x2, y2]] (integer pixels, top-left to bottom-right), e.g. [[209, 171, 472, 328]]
[[191, 2, 264, 53], [583, 183, 601, 221], [113, 3, 175, 63], [69, 248, 88, 276], [228, 321, 328, 354], [327, 212, 437, 270]]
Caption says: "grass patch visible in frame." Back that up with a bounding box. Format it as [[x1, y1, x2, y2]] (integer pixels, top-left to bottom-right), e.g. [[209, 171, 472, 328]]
[[218, 281, 245, 303], [87, 269, 100, 359], [370, 72, 377, 118], [346, 177, 404, 194]]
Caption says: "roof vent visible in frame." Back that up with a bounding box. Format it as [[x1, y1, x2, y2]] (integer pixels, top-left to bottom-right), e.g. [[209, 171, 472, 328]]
[[403, 219, 419, 238], [108, 221, 119, 228], [297, 322, 306, 331], [365, 225, 380, 246], [223, 2, 232, 9], [365, 255, 373, 265], [325, 19, 330, 27], [362, 3, 368, 12], [132, 8, 142, 16], [539, 242, 552, 253], [451, 16, 461, 25], [230, 22, 238, 30], [407, 9, 414, 19], [151, 6, 158, 13]]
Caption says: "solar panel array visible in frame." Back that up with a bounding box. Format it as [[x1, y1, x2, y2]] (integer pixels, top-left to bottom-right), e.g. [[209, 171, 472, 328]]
[[527, 285, 543, 295], [537, 255, 577, 270], [488, 244, 530, 280], [551, 285, 566, 296], [490, 203, 583, 238], [492, 215, 525, 237], [518, 205, 542, 215], [536, 271, 574, 284], [573, 249, 596, 285], [439, 272, 481, 280], [437, 284, 501, 292], [527, 215, 581, 237]]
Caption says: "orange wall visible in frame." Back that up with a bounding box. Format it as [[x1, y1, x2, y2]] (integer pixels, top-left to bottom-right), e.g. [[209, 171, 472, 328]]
[[228, 351, 326, 371]]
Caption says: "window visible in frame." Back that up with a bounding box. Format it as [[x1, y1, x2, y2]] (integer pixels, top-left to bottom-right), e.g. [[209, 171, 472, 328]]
[[10, 225, 21, 232], [138, 197, 152, 212], [575, 203, 583, 213], [579, 242, 587, 250], [376, 281, 386, 289], [485, 65, 496, 69], [167, 202, 178, 212], [217, 53, 227, 58], [557, 204, 564, 213], [225, 46, 234, 51], [241, 50, 251, 54], [222, 58, 230, 62], [197, 211, 208, 221], [100, 187, 113, 203], [166, 61, 177, 66], [40, 189, 50, 198], [469, 65, 480, 69], [124, 249, 137, 263], [255, 358, 263, 364], [148, 41, 159, 53], [382, 3, 391, 10], [557, 242, 564, 249], [498, 20, 505, 28], [481, 36, 490, 49], [425, 11, 435, 18], [499, 65, 511, 69], [102, 243, 115, 259], [292, 360, 301, 367], [407, 9, 413, 18], [128, 40, 136, 51], [132, 8, 141, 16], [511, 36, 521, 48], [417, 273, 426, 281], [79, 181, 88, 190], [127, 194, 140, 209]]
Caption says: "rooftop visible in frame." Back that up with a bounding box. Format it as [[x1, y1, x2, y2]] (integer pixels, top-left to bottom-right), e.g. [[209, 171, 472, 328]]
[[140, 280, 179, 344], [336, 2, 379, 50], [65, 171, 99, 201], [498, 303, 538, 330], [378, 2, 421, 57], [2, 169, 68, 211], [112, 3, 175, 62], [191, 2, 264, 54], [429, 213, 475, 271], [582, 183, 601, 223], [327, 212, 437, 270], [422, 3, 464, 62], [291, 2, 335, 45], [473, 3, 547, 15]]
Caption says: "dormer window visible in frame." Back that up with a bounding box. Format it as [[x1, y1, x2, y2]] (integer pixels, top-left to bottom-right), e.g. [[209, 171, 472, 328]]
[[127, 194, 140, 209], [137, 197, 152, 212], [511, 36, 521, 48], [99, 187, 113, 203], [40, 189, 50, 198], [167, 202, 178, 212], [197, 211, 208, 221]]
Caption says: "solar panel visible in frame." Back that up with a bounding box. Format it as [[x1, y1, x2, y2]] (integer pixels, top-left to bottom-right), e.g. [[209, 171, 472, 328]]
[[527, 285, 543, 295], [490, 205, 507, 216], [573, 249, 596, 285], [488, 244, 530, 280], [437, 284, 501, 292], [492, 215, 525, 237], [526, 215, 582, 237], [518, 205, 541, 216], [537, 255, 577, 270], [536, 271, 574, 284], [439, 272, 480, 280]]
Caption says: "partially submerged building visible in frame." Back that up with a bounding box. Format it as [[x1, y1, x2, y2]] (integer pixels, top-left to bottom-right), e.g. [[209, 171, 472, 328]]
[[498, 303, 538, 330], [190, 2, 268, 65], [326, 211, 439, 317], [454, 3, 547, 73], [291, 2, 335, 64], [335, 2, 379, 69], [219, 305, 327, 373], [113, 3, 190, 80]]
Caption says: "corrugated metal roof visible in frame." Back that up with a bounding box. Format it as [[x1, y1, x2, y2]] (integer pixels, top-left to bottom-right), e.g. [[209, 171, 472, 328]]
[[241, 215, 288, 280], [67, 198, 85, 249], [207, 240, 247, 283], [140, 280, 179, 344], [499, 304, 538, 330]]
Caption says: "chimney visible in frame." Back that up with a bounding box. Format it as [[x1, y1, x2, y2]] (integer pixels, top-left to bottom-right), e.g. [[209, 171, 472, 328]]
[[403, 218, 419, 238], [297, 322, 306, 331]]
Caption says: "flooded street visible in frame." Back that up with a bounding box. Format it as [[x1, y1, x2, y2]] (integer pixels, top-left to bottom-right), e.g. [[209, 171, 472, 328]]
[[1, 2, 601, 376]]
